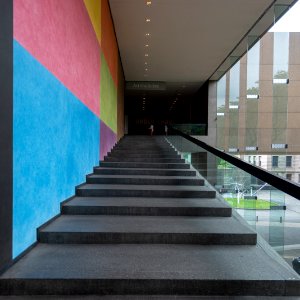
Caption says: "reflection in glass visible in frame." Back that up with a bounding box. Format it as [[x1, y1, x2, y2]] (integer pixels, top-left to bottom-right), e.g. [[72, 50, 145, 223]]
[[247, 41, 260, 96], [273, 32, 289, 77], [229, 62, 240, 106], [272, 32, 289, 148], [167, 135, 285, 257], [228, 62, 240, 150], [216, 75, 226, 149]]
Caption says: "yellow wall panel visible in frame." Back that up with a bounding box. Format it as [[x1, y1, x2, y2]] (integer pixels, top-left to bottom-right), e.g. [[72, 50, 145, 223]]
[[84, 0, 101, 46]]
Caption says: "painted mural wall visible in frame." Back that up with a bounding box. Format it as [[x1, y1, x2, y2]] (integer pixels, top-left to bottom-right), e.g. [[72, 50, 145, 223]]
[[13, 0, 124, 257]]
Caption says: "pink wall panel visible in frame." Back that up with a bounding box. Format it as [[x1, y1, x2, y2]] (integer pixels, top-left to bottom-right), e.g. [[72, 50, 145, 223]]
[[14, 0, 100, 116], [100, 120, 117, 160]]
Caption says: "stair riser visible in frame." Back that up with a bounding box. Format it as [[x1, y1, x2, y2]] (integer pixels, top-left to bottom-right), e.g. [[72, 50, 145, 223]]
[[111, 150, 177, 154], [86, 177, 203, 186], [99, 162, 190, 169], [76, 189, 216, 198], [38, 232, 257, 245], [61, 206, 232, 217], [108, 153, 180, 158], [94, 169, 196, 176], [104, 158, 185, 163], [0, 279, 285, 296]]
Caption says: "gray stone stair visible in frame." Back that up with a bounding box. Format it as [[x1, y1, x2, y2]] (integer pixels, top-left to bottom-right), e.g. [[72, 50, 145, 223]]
[[61, 197, 232, 216], [94, 167, 196, 176], [107, 152, 180, 158], [99, 161, 190, 169], [1, 135, 299, 296], [86, 174, 204, 185], [38, 215, 257, 245], [1, 243, 299, 295], [76, 184, 216, 198], [104, 157, 185, 163]]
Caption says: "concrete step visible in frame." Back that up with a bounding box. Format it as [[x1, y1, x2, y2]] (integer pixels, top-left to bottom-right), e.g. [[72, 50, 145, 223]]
[[94, 167, 196, 176], [62, 197, 232, 216], [111, 149, 177, 154], [99, 162, 190, 169], [38, 215, 256, 245], [76, 184, 216, 198], [86, 175, 204, 186], [1, 243, 299, 295], [113, 145, 174, 148], [107, 152, 180, 158], [2, 297, 299, 300], [104, 157, 185, 163]]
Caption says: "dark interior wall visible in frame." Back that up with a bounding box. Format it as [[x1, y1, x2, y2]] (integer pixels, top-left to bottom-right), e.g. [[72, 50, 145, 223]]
[[0, 0, 13, 271], [125, 81, 209, 135], [190, 80, 209, 128]]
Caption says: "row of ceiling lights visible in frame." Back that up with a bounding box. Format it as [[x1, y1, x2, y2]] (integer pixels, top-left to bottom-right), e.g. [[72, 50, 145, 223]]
[[142, 96, 146, 111], [144, 1, 152, 78], [169, 85, 187, 111], [141, 1, 152, 111]]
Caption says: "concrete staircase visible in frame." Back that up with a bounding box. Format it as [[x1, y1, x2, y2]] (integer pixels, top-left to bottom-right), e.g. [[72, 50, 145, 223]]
[[1, 136, 300, 296]]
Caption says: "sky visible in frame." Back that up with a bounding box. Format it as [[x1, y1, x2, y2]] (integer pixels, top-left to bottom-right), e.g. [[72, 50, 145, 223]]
[[269, 0, 300, 32]]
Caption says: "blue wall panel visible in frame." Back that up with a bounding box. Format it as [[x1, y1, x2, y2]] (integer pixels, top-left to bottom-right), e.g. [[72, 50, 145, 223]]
[[13, 40, 100, 257]]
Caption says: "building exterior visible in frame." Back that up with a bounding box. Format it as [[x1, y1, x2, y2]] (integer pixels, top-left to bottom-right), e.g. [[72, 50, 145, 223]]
[[216, 32, 300, 183]]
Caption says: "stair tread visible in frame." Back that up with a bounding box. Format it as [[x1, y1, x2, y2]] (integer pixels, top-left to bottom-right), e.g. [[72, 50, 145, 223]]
[[39, 215, 254, 236], [1, 243, 297, 282], [78, 184, 213, 192], [88, 175, 199, 180], [95, 167, 194, 172], [64, 197, 229, 208], [101, 162, 186, 164]]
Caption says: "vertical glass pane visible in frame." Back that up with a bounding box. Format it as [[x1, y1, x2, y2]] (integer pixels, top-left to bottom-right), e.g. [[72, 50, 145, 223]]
[[217, 75, 226, 110], [246, 41, 260, 149], [216, 75, 226, 149], [229, 62, 240, 105], [228, 62, 240, 150], [272, 32, 289, 149], [269, 190, 285, 256], [247, 41, 260, 95], [273, 32, 289, 78]]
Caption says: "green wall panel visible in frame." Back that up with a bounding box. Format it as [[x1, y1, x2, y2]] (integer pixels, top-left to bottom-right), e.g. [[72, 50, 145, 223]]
[[100, 53, 117, 133]]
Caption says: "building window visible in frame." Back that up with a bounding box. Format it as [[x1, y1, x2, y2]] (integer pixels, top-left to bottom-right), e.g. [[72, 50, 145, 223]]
[[272, 156, 279, 167], [286, 173, 292, 181], [298, 174, 300, 183], [259, 156, 262, 167], [248, 156, 251, 163], [286, 156, 292, 167], [273, 32, 289, 80], [253, 156, 256, 166], [247, 41, 260, 97]]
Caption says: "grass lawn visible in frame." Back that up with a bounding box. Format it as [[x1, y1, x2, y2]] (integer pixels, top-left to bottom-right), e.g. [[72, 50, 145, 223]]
[[224, 197, 278, 210]]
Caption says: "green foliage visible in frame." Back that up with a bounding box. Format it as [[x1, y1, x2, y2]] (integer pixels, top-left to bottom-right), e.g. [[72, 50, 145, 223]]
[[217, 159, 232, 169], [224, 197, 278, 210], [274, 70, 288, 79], [247, 86, 259, 95]]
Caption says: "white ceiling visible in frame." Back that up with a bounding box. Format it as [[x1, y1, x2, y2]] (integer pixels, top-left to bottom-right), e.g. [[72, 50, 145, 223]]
[[109, 0, 275, 84]]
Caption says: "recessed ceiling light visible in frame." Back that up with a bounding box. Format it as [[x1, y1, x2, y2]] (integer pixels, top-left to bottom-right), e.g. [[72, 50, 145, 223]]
[[146, 1, 151, 6], [143, 97, 146, 99], [146, 18, 151, 22], [145, 68, 148, 71], [145, 54, 149, 57], [145, 44, 149, 47], [145, 62, 148, 65]]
